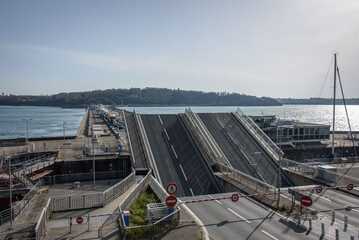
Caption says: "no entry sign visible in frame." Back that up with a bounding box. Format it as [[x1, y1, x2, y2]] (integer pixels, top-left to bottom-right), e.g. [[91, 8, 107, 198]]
[[300, 195, 312, 207], [76, 217, 84, 224], [166, 195, 177, 208]]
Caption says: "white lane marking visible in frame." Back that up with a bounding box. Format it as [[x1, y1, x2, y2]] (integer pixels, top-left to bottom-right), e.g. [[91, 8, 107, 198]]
[[208, 195, 222, 205], [228, 133, 237, 144], [217, 118, 224, 128], [261, 230, 279, 240], [164, 128, 170, 141], [190, 188, 194, 196], [227, 208, 251, 223], [311, 193, 333, 203], [351, 208, 359, 213], [181, 204, 209, 240], [171, 145, 178, 159], [158, 115, 163, 125], [179, 164, 188, 181]]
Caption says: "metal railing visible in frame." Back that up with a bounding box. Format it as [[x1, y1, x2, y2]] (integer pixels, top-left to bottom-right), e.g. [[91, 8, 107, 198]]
[[49, 171, 136, 212], [183, 108, 230, 167], [216, 162, 275, 193], [119, 170, 152, 212], [49, 170, 125, 185], [135, 112, 160, 183], [34, 198, 51, 240], [280, 158, 359, 187], [123, 208, 180, 240], [234, 108, 283, 159], [0, 181, 41, 226]]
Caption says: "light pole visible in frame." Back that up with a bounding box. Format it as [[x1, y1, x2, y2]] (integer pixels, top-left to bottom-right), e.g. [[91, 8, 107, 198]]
[[8, 157, 13, 229], [22, 118, 32, 141], [92, 138, 96, 189], [63, 122, 67, 144]]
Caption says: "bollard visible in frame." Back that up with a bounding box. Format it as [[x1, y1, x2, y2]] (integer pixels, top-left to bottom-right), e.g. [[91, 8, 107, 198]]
[[335, 229, 339, 240], [321, 223, 325, 236], [344, 215, 348, 228], [308, 217, 312, 230], [297, 213, 301, 225], [350, 235, 354, 240], [332, 210, 335, 221]]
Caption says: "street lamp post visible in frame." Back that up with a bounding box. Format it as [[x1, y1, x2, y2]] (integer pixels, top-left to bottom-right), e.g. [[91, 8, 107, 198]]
[[63, 122, 67, 144], [92, 138, 96, 189], [8, 157, 13, 229], [22, 118, 32, 141]]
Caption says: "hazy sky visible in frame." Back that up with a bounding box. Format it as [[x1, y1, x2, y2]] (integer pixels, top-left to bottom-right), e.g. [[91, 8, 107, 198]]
[[1, 0, 358, 98]]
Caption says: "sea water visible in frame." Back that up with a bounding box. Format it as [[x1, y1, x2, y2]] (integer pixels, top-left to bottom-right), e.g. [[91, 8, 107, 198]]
[[0, 106, 85, 139], [0, 105, 358, 140]]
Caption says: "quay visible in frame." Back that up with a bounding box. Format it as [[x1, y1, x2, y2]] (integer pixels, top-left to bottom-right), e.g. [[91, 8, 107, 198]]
[[0, 106, 358, 239]]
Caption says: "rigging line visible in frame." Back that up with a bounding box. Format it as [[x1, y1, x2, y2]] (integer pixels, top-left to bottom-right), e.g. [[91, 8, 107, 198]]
[[336, 66, 358, 157], [316, 55, 334, 104]]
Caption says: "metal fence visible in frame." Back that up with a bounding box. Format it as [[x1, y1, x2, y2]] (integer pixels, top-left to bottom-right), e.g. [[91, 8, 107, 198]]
[[49, 171, 135, 212], [280, 157, 359, 187], [121, 207, 180, 240], [0, 180, 41, 226], [48, 170, 126, 185], [216, 162, 275, 194], [35, 198, 51, 240], [235, 108, 283, 159], [183, 108, 230, 167]]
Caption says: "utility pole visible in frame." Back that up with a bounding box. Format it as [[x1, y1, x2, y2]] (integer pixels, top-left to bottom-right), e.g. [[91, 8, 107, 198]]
[[63, 122, 67, 144], [332, 53, 337, 157]]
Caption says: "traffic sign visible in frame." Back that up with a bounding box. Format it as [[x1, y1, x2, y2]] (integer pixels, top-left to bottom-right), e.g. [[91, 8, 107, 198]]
[[300, 195, 312, 207], [166, 182, 178, 195], [231, 193, 239, 202], [315, 185, 323, 194], [347, 183, 354, 191], [166, 195, 177, 207], [76, 217, 84, 224]]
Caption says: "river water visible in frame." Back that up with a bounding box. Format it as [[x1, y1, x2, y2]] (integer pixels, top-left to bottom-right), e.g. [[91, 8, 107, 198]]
[[0, 105, 358, 139]]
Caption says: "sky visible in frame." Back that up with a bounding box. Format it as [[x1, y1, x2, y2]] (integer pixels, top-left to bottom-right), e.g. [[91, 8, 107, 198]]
[[0, 0, 359, 99]]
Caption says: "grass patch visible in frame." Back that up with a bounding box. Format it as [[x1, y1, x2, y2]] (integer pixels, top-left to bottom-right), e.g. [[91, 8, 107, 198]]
[[128, 187, 161, 226]]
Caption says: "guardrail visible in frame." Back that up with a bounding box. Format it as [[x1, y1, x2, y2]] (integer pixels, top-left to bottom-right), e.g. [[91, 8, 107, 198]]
[[280, 158, 359, 187], [216, 162, 275, 194], [0, 181, 41, 226], [183, 108, 230, 167], [234, 108, 283, 159], [123, 110, 136, 166], [135, 112, 161, 183]]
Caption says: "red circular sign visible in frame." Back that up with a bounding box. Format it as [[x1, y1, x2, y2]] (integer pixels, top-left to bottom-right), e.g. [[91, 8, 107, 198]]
[[347, 183, 354, 191], [231, 193, 239, 202], [300, 195, 312, 207], [166, 195, 177, 208], [166, 183, 178, 195], [316, 186, 323, 194], [76, 217, 84, 224]]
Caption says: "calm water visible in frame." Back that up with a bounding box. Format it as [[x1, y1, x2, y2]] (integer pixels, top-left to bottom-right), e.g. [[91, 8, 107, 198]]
[[123, 105, 359, 132], [0, 105, 358, 140], [0, 106, 85, 139]]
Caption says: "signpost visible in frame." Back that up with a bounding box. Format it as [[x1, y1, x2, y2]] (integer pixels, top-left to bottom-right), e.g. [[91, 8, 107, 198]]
[[166, 195, 177, 208], [166, 183, 178, 195]]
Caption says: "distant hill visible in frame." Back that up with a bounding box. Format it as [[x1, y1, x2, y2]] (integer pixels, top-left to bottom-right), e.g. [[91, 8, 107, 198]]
[[0, 88, 281, 108], [277, 98, 359, 105]]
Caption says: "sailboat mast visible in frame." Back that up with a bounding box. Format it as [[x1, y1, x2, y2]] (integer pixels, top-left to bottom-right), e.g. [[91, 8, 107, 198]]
[[331, 53, 337, 156]]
